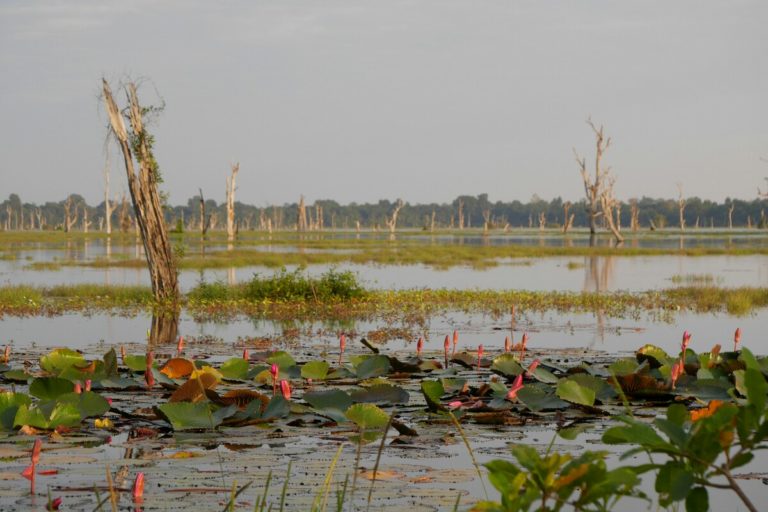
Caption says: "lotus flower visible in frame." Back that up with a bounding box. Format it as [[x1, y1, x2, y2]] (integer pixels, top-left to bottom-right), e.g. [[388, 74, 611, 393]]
[[132, 472, 145, 501], [506, 374, 524, 401], [448, 400, 463, 410], [734, 328, 741, 352], [280, 380, 291, 400], [3, 345, 10, 363], [176, 336, 185, 355], [443, 335, 450, 367], [21, 438, 42, 494], [504, 336, 511, 353], [526, 359, 540, 376], [416, 337, 424, 358], [452, 330, 458, 355], [477, 344, 484, 370], [47, 497, 62, 510], [681, 331, 691, 354], [84, 379, 92, 392], [242, 348, 249, 361], [270, 364, 279, 395], [338, 334, 346, 366], [73, 382, 82, 394]]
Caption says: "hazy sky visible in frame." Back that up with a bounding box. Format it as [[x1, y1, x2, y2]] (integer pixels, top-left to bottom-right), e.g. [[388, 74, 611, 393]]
[[1, 1, 767, 206]]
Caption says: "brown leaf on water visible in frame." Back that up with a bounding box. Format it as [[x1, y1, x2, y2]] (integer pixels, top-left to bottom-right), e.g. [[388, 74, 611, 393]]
[[358, 469, 404, 481], [160, 358, 195, 379], [218, 389, 269, 411], [169, 373, 219, 403], [610, 373, 667, 395], [73, 361, 97, 374]]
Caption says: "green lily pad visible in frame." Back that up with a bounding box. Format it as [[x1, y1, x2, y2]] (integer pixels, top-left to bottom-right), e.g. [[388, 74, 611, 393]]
[[57, 391, 110, 418], [345, 403, 389, 430], [556, 377, 597, 406], [490, 354, 524, 378], [440, 378, 467, 394], [350, 384, 409, 405], [14, 401, 82, 429], [421, 380, 445, 412], [220, 358, 249, 380], [517, 385, 569, 411], [529, 366, 559, 384], [157, 402, 228, 430], [608, 358, 643, 377], [301, 361, 330, 380], [636, 344, 671, 368], [266, 351, 296, 369], [262, 396, 290, 420], [303, 389, 353, 422], [29, 377, 75, 400], [0, 392, 31, 430], [3, 369, 32, 383], [102, 348, 119, 377], [40, 348, 85, 375], [123, 354, 147, 372], [355, 355, 391, 379]]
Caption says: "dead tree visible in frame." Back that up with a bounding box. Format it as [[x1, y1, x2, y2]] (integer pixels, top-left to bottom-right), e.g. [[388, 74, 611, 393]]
[[574, 118, 611, 235], [63, 196, 79, 233], [386, 199, 404, 234], [676, 183, 686, 231], [562, 202, 575, 233], [118, 194, 131, 233], [600, 175, 624, 243], [102, 79, 179, 303], [538, 212, 546, 230], [430, 210, 436, 232], [198, 188, 209, 236], [457, 199, 465, 230], [82, 206, 92, 233], [482, 209, 491, 232], [728, 203, 735, 229], [103, 145, 116, 234], [226, 163, 239, 241], [34, 208, 44, 230], [629, 199, 640, 232], [297, 195, 307, 232]]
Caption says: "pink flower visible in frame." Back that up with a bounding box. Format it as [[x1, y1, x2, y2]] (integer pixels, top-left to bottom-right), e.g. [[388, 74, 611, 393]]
[[242, 348, 249, 361], [526, 359, 540, 376], [416, 337, 424, 358], [132, 472, 145, 501], [176, 335, 184, 355], [73, 382, 82, 394], [3, 345, 9, 363], [477, 344, 484, 370], [84, 379, 92, 392], [504, 336, 511, 353], [145, 351, 155, 389], [270, 364, 279, 395], [681, 331, 691, 354], [452, 330, 459, 355], [506, 374, 524, 401], [47, 497, 62, 510], [444, 335, 450, 367], [338, 334, 346, 366], [448, 400, 463, 410], [734, 328, 741, 351], [280, 380, 291, 400]]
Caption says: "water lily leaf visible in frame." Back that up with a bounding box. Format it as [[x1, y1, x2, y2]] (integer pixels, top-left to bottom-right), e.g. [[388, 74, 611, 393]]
[[345, 403, 389, 430], [350, 384, 409, 405], [355, 355, 391, 379], [219, 389, 269, 410], [157, 402, 222, 430], [262, 396, 290, 420], [29, 377, 75, 400], [14, 401, 82, 429], [170, 373, 219, 403], [556, 377, 596, 406], [97, 377, 143, 390], [57, 391, 110, 418], [449, 352, 476, 369], [678, 379, 731, 400], [219, 358, 249, 380], [0, 392, 31, 430], [567, 373, 616, 401], [608, 358, 642, 377], [40, 348, 85, 375], [266, 351, 296, 369], [326, 367, 355, 380], [490, 354, 524, 378], [123, 354, 147, 372], [3, 369, 32, 382], [301, 361, 330, 380], [102, 348, 118, 377], [611, 373, 670, 400], [421, 380, 445, 412], [439, 378, 467, 394], [636, 345, 671, 368], [160, 358, 196, 379], [190, 365, 223, 383], [516, 385, 569, 411], [418, 360, 442, 372], [303, 389, 353, 421], [530, 366, 559, 384]]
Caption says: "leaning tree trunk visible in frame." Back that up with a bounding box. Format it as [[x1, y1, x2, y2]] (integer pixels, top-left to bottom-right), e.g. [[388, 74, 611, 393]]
[[102, 79, 178, 304]]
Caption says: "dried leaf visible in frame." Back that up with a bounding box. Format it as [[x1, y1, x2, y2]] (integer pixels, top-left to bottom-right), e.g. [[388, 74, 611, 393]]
[[160, 358, 195, 379]]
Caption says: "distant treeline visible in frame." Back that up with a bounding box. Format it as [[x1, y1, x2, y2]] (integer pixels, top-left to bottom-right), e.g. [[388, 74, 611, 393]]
[[2, 192, 767, 231]]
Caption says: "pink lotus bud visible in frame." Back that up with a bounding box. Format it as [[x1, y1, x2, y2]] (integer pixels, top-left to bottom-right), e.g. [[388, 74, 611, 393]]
[[734, 328, 741, 351], [504, 336, 511, 352], [270, 363, 279, 380], [145, 351, 155, 388], [132, 472, 145, 501], [448, 400, 463, 410], [73, 382, 82, 394], [452, 330, 458, 355], [242, 348, 249, 361], [477, 344, 484, 370], [338, 334, 346, 366], [527, 359, 540, 376], [31, 438, 42, 465], [280, 380, 291, 400], [506, 374, 524, 400], [176, 336, 184, 354], [84, 379, 92, 392], [444, 335, 450, 367], [3, 345, 10, 363], [47, 496, 62, 510], [416, 337, 424, 358], [682, 331, 691, 353], [106, 397, 113, 406]]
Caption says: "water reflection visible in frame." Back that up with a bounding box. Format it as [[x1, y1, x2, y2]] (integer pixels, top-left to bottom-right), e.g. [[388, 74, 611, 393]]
[[149, 310, 179, 345], [583, 255, 615, 292]]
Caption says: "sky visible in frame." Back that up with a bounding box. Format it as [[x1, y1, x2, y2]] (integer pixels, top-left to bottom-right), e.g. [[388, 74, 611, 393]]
[[1, 0, 767, 206]]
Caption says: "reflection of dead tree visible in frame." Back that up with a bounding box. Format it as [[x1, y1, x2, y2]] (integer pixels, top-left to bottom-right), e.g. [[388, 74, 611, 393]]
[[198, 188, 209, 236], [297, 195, 307, 232], [63, 196, 79, 233], [600, 175, 624, 243], [574, 118, 611, 235], [562, 202, 575, 233], [386, 199, 404, 234], [629, 199, 639, 232], [102, 79, 178, 303], [677, 184, 688, 230], [430, 210, 436, 232], [226, 163, 239, 241]]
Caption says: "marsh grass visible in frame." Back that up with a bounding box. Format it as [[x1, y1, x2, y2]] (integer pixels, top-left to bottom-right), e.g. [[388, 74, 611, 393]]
[[669, 273, 719, 285]]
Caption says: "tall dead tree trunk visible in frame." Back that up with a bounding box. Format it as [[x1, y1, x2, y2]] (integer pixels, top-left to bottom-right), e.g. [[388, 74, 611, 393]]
[[386, 199, 404, 234], [457, 199, 465, 230], [82, 206, 91, 233], [63, 196, 78, 233], [562, 202, 575, 234], [430, 210, 436, 232], [676, 183, 686, 231], [104, 145, 116, 235], [102, 79, 178, 304], [538, 212, 546, 230], [118, 194, 131, 233], [482, 209, 491, 233], [198, 188, 209, 236], [297, 195, 307, 232], [574, 118, 610, 235], [226, 163, 239, 241], [629, 199, 639, 232], [728, 203, 735, 229], [600, 176, 624, 243]]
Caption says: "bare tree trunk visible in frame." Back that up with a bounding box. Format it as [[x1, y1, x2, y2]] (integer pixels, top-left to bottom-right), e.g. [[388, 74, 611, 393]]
[[538, 212, 546, 230], [104, 145, 115, 235], [630, 199, 639, 232], [562, 202, 574, 234], [63, 196, 79, 233], [677, 183, 686, 231], [457, 199, 464, 230], [386, 199, 404, 234], [600, 176, 624, 243], [482, 209, 491, 232], [574, 118, 610, 235], [198, 188, 209, 236], [82, 206, 91, 233], [119, 194, 131, 233], [102, 79, 179, 303], [34, 208, 44, 230], [430, 210, 436, 232], [297, 195, 307, 232], [226, 163, 239, 241], [728, 204, 735, 229]]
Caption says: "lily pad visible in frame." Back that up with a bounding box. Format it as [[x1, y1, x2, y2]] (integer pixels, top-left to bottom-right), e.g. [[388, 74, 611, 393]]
[[350, 384, 409, 405], [29, 377, 75, 400], [40, 348, 85, 375], [266, 351, 296, 369], [490, 354, 524, 378], [556, 377, 597, 406], [157, 402, 233, 430], [124, 354, 147, 372], [3, 369, 32, 382], [355, 355, 391, 379], [303, 389, 353, 422], [636, 344, 671, 368], [301, 361, 330, 380], [345, 403, 389, 430], [219, 358, 249, 380], [14, 401, 82, 429], [57, 391, 110, 418], [0, 392, 31, 430], [421, 380, 445, 412], [517, 385, 569, 411]]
